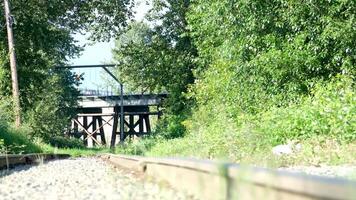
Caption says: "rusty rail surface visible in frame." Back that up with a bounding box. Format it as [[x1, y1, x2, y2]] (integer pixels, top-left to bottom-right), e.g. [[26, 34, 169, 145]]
[[101, 154, 356, 200], [0, 154, 70, 170]]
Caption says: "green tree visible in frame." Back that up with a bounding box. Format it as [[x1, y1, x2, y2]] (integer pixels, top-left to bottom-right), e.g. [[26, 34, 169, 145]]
[[0, 0, 133, 140], [112, 0, 197, 138], [188, 0, 356, 114]]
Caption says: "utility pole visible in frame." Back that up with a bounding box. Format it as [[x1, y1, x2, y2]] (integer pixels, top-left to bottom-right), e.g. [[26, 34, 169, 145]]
[[3, 0, 21, 127]]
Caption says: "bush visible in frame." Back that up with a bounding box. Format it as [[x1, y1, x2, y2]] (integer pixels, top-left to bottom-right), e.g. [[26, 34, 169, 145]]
[[254, 75, 356, 144], [48, 136, 85, 149], [115, 136, 158, 156], [0, 139, 4, 153], [1, 97, 42, 154], [144, 75, 355, 164], [0, 124, 42, 154], [154, 114, 187, 139]]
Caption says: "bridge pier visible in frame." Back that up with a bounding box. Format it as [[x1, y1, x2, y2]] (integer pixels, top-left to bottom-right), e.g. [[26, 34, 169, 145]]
[[68, 106, 162, 147], [67, 94, 166, 147], [110, 105, 158, 147]]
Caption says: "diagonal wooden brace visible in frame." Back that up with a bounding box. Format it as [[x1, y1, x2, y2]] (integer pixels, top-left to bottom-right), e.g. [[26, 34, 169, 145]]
[[84, 117, 114, 142], [73, 117, 113, 145]]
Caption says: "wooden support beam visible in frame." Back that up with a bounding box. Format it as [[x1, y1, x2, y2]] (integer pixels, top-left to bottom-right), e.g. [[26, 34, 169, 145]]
[[129, 115, 134, 134], [123, 118, 129, 127], [110, 110, 119, 148], [87, 120, 94, 130], [97, 117, 106, 145], [83, 117, 88, 146], [144, 115, 151, 133], [101, 118, 113, 126], [133, 118, 140, 128], [83, 117, 113, 144], [139, 115, 144, 133], [123, 112, 160, 115], [77, 113, 115, 117], [73, 118, 101, 146], [92, 117, 97, 147]]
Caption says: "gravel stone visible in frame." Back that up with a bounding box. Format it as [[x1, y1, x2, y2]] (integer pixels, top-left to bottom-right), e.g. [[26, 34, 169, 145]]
[[0, 158, 196, 200], [278, 165, 356, 180]]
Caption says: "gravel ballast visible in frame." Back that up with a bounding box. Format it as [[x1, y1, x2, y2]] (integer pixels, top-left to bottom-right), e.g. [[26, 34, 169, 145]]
[[279, 165, 356, 180], [0, 157, 195, 200]]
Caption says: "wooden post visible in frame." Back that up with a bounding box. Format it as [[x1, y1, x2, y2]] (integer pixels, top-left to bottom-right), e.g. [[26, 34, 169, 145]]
[[92, 117, 97, 146], [110, 107, 118, 148], [3, 0, 21, 127], [97, 117, 106, 145], [83, 117, 88, 146], [129, 114, 134, 136], [119, 83, 124, 143], [144, 115, 151, 133], [139, 115, 144, 135]]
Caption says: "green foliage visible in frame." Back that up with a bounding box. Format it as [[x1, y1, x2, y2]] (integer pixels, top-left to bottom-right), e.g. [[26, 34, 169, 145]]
[[255, 75, 356, 144], [48, 136, 85, 149], [188, 0, 355, 114], [176, 0, 356, 163], [0, 124, 42, 154], [113, 20, 195, 100], [143, 76, 356, 166], [155, 114, 187, 139], [113, 0, 196, 101], [115, 136, 158, 156], [0, 0, 354, 164], [109, 1, 356, 166], [25, 70, 79, 140], [0, 96, 13, 123], [40, 142, 111, 157], [112, 0, 197, 138], [0, 0, 134, 146], [148, 106, 242, 159]]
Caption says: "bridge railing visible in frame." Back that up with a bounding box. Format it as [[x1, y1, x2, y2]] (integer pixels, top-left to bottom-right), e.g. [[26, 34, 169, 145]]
[[78, 88, 114, 96], [78, 88, 168, 97]]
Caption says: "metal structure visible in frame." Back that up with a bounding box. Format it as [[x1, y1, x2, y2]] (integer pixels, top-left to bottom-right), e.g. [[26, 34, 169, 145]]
[[57, 64, 166, 148]]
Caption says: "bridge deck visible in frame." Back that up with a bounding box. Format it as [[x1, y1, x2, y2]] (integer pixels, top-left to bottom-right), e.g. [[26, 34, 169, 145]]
[[78, 94, 167, 108]]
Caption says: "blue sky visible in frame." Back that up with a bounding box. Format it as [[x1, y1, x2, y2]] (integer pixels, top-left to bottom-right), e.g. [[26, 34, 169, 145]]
[[69, 35, 115, 90], [69, 0, 151, 90]]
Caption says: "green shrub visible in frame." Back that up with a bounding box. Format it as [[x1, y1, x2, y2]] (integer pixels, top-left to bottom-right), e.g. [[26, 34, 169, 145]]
[[154, 114, 187, 139], [148, 105, 245, 160], [115, 136, 158, 156], [0, 124, 42, 154], [0, 96, 13, 123], [0, 138, 4, 153], [254, 75, 356, 144], [48, 136, 85, 149], [145, 75, 355, 164]]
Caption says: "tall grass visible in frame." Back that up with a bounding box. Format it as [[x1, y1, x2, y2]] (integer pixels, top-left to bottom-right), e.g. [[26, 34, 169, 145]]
[[0, 124, 42, 154]]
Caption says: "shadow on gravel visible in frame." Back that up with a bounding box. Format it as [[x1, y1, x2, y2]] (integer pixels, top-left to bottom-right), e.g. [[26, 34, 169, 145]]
[[0, 161, 50, 178]]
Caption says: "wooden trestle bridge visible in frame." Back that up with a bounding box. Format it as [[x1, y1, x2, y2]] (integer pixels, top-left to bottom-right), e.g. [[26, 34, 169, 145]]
[[58, 64, 167, 148], [71, 94, 167, 148]]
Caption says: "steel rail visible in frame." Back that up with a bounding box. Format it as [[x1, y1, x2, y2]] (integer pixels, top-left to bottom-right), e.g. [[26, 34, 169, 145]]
[[0, 154, 70, 170], [101, 154, 356, 200]]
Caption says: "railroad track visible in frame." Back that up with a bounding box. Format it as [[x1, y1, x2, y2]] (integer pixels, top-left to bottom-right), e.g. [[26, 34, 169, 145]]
[[0, 153, 70, 169], [101, 154, 356, 200], [1, 153, 355, 200]]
